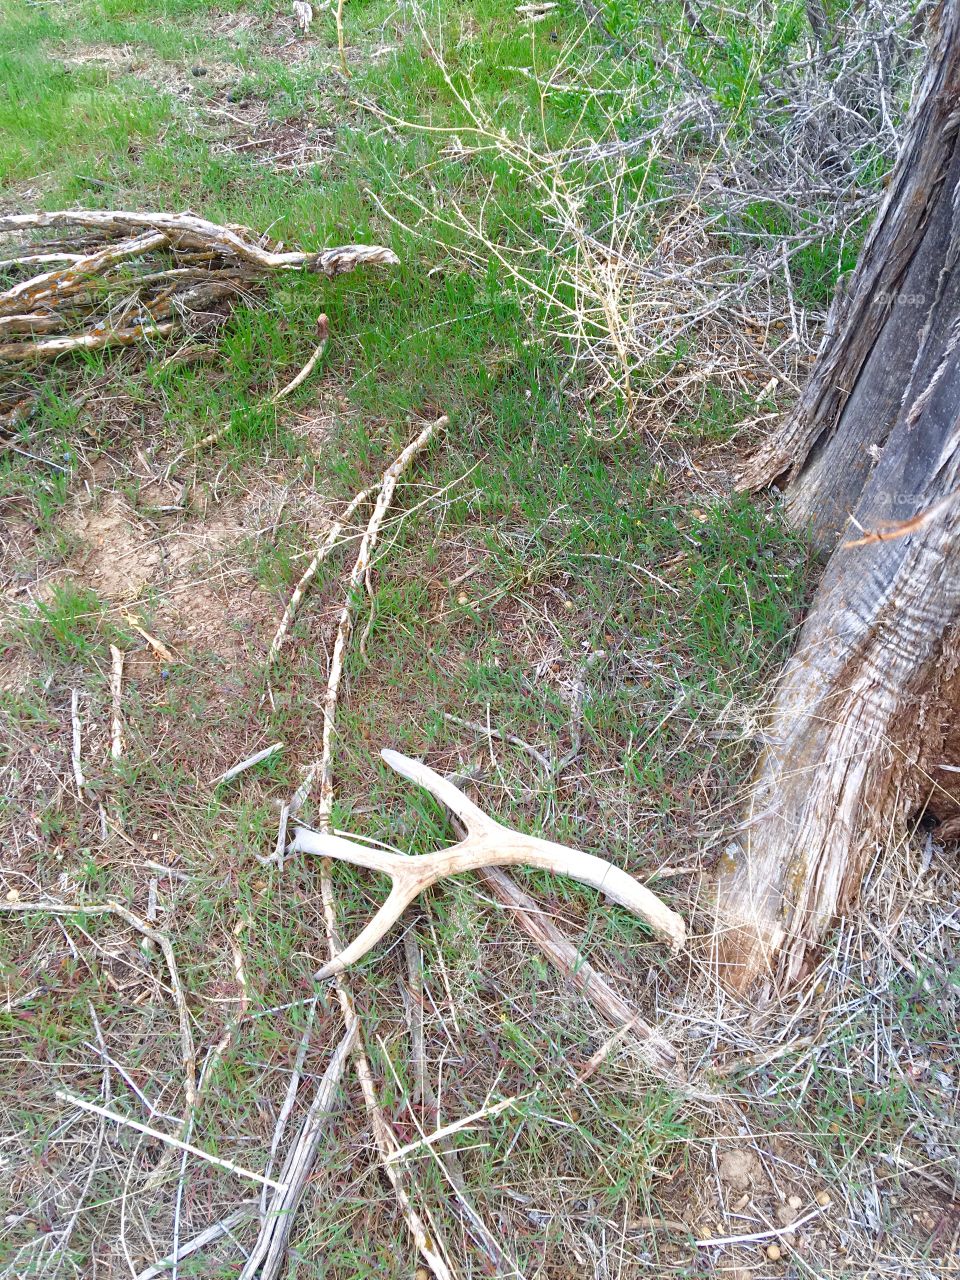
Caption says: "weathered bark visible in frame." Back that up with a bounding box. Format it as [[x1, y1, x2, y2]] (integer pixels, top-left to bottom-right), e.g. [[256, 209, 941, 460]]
[[739, 0, 960, 548], [718, 0, 960, 996]]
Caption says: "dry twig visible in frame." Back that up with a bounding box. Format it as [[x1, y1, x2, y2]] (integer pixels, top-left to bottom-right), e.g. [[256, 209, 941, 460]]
[[135, 1205, 257, 1280], [211, 742, 284, 788], [109, 644, 124, 759], [70, 688, 84, 796], [291, 414, 448, 813], [266, 485, 373, 668], [271, 313, 329, 402], [55, 1091, 284, 1190]]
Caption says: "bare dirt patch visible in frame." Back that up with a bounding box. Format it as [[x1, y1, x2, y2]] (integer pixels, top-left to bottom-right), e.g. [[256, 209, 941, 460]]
[[58, 38, 337, 172], [59, 41, 241, 102]]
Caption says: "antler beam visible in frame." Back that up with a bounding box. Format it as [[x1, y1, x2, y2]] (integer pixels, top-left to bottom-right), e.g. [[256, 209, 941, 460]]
[[290, 750, 686, 978]]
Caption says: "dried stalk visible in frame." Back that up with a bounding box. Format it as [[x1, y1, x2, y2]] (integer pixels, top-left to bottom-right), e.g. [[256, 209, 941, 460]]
[[70, 689, 84, 796], [291, 414, 448, 813], [135, 1205, 257, 1280], [266, 485, 373, 668], [402, 934, 522, 1277], [211, 742, 283, 788], [122, 613, 175, 663], [109, 644, 124, 759], [238, 1021, 356, 1280], [271, 313, 329, 402], [55, 1092, 283, 1190], [336, 0, 349, 76]]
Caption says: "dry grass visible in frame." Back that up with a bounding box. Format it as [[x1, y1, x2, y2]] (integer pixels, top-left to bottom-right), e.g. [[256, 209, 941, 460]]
[[375, 0, 923, 437], [0, 1, 957, 1278]]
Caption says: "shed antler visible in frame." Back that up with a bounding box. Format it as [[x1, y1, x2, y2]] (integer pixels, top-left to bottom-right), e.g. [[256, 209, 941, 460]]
[[290, 750, 686, 979]]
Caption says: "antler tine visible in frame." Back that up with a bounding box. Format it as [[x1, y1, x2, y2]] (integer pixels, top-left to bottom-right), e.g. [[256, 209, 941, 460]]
[[313, 882, 420, 979], [380, 748, 492, 834], [290, 829, 410, 875], [289, 829, 425, 980]]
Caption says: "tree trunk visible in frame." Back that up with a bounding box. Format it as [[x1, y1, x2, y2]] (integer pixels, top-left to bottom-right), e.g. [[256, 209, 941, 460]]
[[717, 0, 960, 997], [739, 0, 960, 547]]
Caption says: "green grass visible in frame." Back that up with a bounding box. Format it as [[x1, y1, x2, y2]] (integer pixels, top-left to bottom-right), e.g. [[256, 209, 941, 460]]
[[0, 1, 944, 1277]]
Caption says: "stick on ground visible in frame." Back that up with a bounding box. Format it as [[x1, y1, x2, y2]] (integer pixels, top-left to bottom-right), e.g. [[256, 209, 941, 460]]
[[70, 689, 84, 796], [211, 742, 283, 788], [291, 415, 448, 815], [238, 1021, 357, 1280], [271, 313, 330, 402], [266, 485, 373, 669], [281, 413, 455, 1279], [55, 1092, 284, 1190], [109, 645, 124, 759], [477, 866, 684, 1079]]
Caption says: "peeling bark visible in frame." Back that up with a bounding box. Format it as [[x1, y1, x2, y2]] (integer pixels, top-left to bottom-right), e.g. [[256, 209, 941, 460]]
[[738, 0, 960, 548], [718, 343, 960, 994], [719, 0, 960, 996]]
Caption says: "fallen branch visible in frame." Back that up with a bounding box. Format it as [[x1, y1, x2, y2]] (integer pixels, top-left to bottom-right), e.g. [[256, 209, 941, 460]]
[[266, 485, 373, 668], [109, 645, 124, 759], [477, 866, 683, 1078], [238, 1021, 357, 1279], [211, 742, 283, 788], [290, 415, 448, 814], [0, 321, 176, 363], [0, 210, 398, 277], [0, 210, 397, 368], [134, 1204, 257, 1280]]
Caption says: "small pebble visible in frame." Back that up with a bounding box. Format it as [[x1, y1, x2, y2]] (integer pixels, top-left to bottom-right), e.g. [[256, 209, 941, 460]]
[[815, 1190, 832, 1207], [765, 1244, 781, 1261], [191, 65, 208, 76]]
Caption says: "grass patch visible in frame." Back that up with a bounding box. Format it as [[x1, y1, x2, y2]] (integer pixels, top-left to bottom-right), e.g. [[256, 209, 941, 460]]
[[0, 2, 951, 1278]]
